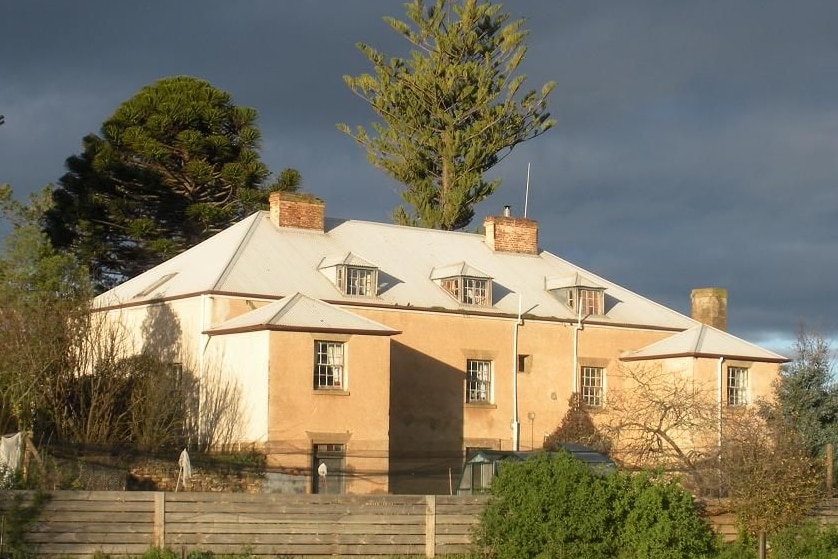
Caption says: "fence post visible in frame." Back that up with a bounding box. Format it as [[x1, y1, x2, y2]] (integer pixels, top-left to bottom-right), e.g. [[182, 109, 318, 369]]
[[153, 492, 166, 549], [827, 443, 834, 498], [425, 495, 436, 558]]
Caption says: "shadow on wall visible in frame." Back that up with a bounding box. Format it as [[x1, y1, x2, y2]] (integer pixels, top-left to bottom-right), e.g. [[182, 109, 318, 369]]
[[389, 341, 466, 495], [141, 301, 182, 362]]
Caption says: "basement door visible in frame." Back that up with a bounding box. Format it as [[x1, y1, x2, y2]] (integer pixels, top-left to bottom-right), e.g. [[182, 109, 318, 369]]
[[312, 443, 345, 494]]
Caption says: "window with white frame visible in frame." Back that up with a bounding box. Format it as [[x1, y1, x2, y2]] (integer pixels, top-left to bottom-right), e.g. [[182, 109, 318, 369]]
[[727, 366, 748, 407], [466, 359, 492, 403], [314, 341, 345, 390], [581, 366, 604, 408], [336, 265, 377, 297]]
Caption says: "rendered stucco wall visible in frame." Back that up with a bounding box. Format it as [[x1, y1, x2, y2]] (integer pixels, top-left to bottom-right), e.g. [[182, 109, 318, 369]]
[[265, 330, 391, 494]]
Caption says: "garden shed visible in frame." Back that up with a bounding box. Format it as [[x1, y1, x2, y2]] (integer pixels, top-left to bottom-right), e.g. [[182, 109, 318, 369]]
[[456, 445, 616, 495]]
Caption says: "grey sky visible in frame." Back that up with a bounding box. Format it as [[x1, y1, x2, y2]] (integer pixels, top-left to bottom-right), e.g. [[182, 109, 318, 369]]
[[2, 1, 838, 354]]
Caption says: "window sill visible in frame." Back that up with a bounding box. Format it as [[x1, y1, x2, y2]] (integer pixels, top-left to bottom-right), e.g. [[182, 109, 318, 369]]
[[313, 389, 350, 396], [465, 402, 497, 409], [583, 405, 606, 414]]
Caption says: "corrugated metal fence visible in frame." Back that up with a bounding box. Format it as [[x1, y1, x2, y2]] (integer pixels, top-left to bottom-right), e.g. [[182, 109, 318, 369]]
[[0, 491, 485, 558]]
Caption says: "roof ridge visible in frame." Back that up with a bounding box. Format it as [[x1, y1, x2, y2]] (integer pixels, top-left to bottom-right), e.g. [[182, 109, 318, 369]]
[[212, 212, 265, 290]]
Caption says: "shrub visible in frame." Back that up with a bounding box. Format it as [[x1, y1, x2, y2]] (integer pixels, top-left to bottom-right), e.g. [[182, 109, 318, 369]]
[[768, 521, 838, 559], [474, 450, 718, 559]]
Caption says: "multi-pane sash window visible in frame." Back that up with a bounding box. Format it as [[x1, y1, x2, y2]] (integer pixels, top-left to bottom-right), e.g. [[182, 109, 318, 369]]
[[314, 341, 345, 390], [337, 266, 376, 296], [441, 277, 491, 306], [581, 366, 604, 408], [727, 367, 748, 406], [466, 359, 492, 403], [568, 288, 603, 316], [579, 289, 602, 316], [463, 277, 489, 305]]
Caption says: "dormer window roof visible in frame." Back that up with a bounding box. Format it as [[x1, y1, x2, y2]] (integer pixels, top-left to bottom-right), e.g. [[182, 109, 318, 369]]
[[431, 262, 493, 307], [546, 273, 606, 317], [319, 253, 379, 297]]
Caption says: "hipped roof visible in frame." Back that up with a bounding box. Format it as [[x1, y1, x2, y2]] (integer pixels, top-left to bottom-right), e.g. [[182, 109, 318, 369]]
[[205, 292, 400, 336], [94, 210, 784, 360], [620, 324, 788, 363]]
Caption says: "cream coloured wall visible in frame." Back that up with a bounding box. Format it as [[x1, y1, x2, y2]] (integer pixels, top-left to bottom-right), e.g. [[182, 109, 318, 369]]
[[103, 292, 781, 494], [265, 330, 391, 494], [203, 329, 270, 444], [347, 306, 699, 493]]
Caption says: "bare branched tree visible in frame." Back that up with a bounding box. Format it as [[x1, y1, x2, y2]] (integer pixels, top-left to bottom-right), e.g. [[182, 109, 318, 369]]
[[191, 364, 244, 453], [604, 362, 721, 491]]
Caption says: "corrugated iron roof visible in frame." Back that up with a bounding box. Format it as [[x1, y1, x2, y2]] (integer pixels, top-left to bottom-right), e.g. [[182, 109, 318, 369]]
[[429, 262, 492, 280], [205, 292, 400, 336], [95, 211, 783, 365], [620, 324, 788, 363]]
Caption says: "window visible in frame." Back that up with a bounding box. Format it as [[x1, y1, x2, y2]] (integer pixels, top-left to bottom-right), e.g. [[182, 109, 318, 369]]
[[463, 277, 489, 305], [466, 359, 492, 403], [312, 443, 345, 494], [441, 276, 491, 306], [461, 461, 496, 494], [727, 367, 748, 407], [314, 341, 345, 390], [336, 265, 377, 297], [581, 366, 604, 408], [568, 288, 604, 316]]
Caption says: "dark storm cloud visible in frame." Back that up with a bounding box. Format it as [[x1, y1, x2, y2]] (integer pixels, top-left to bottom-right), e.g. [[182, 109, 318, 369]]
[[2, 0, 838, 353]]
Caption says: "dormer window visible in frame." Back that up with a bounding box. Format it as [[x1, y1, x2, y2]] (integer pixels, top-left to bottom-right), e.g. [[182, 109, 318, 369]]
[[567, 288, 604, 316], [441, 276, 490, 306], [546, 273, 606, 317], [432, 263, 493, 307], [319, 253, 379, 298], [337, 265, 377, 297]]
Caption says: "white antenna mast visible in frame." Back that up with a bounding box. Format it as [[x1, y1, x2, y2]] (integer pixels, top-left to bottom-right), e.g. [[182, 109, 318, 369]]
[[523, 162, 531, 218]]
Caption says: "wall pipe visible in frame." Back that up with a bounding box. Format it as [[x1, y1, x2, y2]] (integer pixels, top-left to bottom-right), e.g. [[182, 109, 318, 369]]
[[718, 356, 725, 454], [572, 301, 585, 394], [511, 294, 522, 451]]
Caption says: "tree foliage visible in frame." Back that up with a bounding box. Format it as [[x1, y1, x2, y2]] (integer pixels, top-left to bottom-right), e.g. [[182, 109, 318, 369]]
[[475, 451, 718, 559], [721, 407, 821, 538], [0, 185, 91, 435], [0, 187, 242, 455], [340, 0, 554, 230], [44, 76, 299, 289], [544, 393, 612, 455], [773, 327, 838, 458]]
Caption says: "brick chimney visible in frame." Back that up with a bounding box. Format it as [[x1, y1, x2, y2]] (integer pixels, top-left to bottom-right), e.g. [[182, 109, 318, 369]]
[[269, 192, 325, 231], [483, 207, 538, 254], [690, 287, 727, 331]]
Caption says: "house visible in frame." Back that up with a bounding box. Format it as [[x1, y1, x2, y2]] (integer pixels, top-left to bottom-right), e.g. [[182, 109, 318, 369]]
[[95, 192, 787, 494]]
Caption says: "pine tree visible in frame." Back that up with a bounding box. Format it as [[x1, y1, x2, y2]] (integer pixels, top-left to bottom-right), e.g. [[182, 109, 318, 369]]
[[339, 0, 554, 230], [44, 76, 299, 289]]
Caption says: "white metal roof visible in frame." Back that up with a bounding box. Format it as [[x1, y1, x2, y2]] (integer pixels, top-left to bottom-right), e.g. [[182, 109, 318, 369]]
[[620, 324, 788, 363], [96, 211, 763, 345], [205, 292, 400, 336]]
